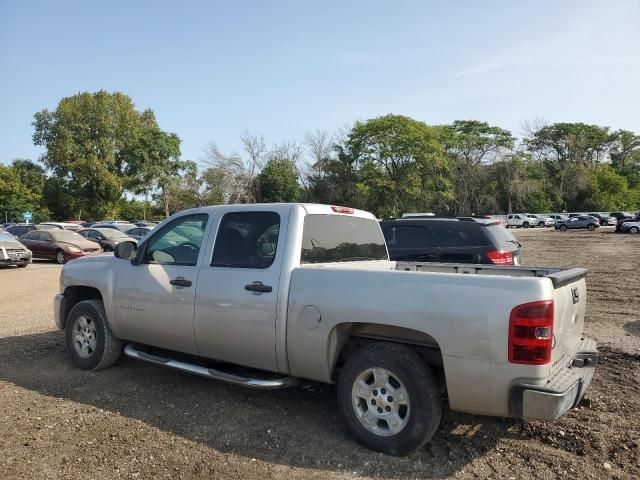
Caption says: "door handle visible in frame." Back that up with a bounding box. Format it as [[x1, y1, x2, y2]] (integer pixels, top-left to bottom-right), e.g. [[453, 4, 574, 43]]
[[170, 276, 192, 287], [244, 282, 272, 293]]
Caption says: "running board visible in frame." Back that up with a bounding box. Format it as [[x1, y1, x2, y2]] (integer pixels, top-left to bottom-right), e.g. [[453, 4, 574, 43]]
[[124, 344, 298, 389]]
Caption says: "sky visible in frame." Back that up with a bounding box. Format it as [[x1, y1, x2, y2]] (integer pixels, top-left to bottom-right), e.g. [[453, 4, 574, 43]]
[[1, 0, 640, 167]]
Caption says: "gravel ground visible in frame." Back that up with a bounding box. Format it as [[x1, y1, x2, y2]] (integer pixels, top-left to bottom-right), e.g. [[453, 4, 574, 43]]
[[0, 230, 638, 480]]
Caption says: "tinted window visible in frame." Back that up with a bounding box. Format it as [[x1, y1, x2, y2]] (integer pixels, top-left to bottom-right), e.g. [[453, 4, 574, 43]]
[[485, 225, 518, 247], [212, 212, 280, 269], [382, 224, 435, 249], [301, 215, 388, 264], [143, 214, 208, 266], [433, 226, 478, 247], [20, 231, 39, 240]]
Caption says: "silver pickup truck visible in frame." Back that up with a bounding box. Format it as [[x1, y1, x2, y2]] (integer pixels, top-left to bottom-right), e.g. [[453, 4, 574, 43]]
[[54, 203, 597, 455]]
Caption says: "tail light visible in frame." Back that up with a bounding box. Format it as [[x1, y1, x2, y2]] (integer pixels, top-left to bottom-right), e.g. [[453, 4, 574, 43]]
[[486, 250, 514, 265], [331, 206, 354, 214], [508, 300, 554, 365]]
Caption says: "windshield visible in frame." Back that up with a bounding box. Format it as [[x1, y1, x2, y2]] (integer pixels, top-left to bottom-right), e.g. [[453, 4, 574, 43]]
[[50, 230, 86, 242], [301, 215, 388, 263], [0, 232, 16, 241]]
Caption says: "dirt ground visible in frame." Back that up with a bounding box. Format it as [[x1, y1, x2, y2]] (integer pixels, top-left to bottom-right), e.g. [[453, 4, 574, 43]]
[[0, 228, 638, 480]]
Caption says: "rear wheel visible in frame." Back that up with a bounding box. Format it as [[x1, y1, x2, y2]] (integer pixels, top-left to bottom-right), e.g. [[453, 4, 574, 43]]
[[523, 222, 530, 228], [587, 224, 596, 231], [337, 343, 442, 456], [538, 221, 545, 228], [55, 249, 66, 264], [630, 226, 639, 234], [17, 263, 28, 268]]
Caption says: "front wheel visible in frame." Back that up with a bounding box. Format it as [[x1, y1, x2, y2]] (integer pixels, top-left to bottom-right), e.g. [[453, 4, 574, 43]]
[[337, 343, 443, 456], [65, 300, 123, 370], [559, 225, 567, 231], [522, 222, 530, 228], [587, 224, 596, 231], [55, 249, 66, 264], [630, 226, 639, 234]]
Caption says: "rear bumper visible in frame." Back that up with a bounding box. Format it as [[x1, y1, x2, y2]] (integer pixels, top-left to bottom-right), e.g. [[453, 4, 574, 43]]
[[53, 293, 66, 330], [509, 337, 598, 420]]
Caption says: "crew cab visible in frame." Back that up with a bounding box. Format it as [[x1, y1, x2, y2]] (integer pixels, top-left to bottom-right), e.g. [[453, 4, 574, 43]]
[[54, 204, 597, 455]]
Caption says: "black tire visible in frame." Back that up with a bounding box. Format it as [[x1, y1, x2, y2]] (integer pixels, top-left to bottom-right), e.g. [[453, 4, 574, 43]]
[[560, 225, 567, 231], [337, 343, 443, 456], [538, 222, 545, 228], [17, 263, 28, 268], [523, 222, 530, 228], [65, 299, 123, 370], [630, 226, 639, 234], [587, 224, 596, 231], [102, 245, 112, 252], [55, 249, 66, 264]]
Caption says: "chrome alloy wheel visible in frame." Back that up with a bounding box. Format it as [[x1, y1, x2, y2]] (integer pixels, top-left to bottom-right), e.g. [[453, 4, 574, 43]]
[[72, 315, 97, 358], [351, 367, 410, 436]]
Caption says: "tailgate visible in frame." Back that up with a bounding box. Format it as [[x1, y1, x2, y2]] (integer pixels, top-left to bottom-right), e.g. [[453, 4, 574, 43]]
[[547, 269, 588, 366]]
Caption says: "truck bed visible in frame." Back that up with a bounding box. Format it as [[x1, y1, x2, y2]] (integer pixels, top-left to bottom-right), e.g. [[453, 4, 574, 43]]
[[396, 262, 588, 288]]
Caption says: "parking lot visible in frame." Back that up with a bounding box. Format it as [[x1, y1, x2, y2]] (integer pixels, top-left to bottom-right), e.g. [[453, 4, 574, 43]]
[[1, 227, 638, 480]]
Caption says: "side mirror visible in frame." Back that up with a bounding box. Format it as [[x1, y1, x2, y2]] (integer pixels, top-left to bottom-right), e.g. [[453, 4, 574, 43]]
[[114, 241, 137, 260], [95, 236, 103, 241]]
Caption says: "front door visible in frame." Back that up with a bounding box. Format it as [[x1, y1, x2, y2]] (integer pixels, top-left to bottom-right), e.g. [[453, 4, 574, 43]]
[[194, 208, 287, 372], [113, 213, 210, 355]]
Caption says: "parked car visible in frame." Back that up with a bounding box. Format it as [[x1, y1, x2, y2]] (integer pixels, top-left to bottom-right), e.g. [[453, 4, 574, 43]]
[[586, 214, 616, 226], [54, 203, 596, 455], [526, 214, 554, 227], [126, 226, 153, 241], [90, 222, 136, 233], [5, 223, 57, 237], [555, 216, 600, 231], [380, 217, 521, 265], [39, 221, 84, 231], [506, 214, 532, 228], [548, 214, 568, 224], [620, 220, 640, 233], [20, 229, 103, 264], [611, 211, 636, 232], [0, 232, 32, 267], [132, 221, 158, 228], [78, 228, 137, 252]]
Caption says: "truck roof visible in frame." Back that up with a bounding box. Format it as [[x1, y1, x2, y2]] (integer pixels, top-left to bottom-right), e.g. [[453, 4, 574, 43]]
[[177, 203, 377, 220]]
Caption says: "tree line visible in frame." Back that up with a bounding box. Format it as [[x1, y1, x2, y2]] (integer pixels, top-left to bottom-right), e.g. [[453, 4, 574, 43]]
[[2, 90, 639, 223]]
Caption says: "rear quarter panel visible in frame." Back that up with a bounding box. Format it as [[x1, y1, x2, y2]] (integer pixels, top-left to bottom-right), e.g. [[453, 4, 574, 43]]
[[287, 266, 558, 416]]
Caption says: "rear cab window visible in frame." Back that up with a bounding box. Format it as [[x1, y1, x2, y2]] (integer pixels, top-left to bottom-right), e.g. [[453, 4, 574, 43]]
[[301, 215, 388, 264]]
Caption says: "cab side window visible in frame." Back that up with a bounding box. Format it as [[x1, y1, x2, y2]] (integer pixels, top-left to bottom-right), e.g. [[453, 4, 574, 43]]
[[211, 212, 280, 269], [142, 214, 208, 266]]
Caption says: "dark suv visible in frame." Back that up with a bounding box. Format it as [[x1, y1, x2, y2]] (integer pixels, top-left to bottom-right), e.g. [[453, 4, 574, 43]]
[[379, 218, 521, 265]]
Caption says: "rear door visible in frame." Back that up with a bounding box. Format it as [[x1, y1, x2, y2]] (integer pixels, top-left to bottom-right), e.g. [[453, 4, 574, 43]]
[[381, 222, 439, 261], [194, 207, 288, 372]]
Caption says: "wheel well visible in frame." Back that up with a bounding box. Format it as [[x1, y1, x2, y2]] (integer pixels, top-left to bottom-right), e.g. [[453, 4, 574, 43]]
[[61, 286, 103, 328], [330, 323, 446, 389]]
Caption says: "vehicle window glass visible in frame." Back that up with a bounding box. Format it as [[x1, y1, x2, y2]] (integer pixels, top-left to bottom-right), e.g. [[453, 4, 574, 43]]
[[301, 215, 388, 264], [142, 214, 208, 266], [433, 226, 477, 247], [382, 224, 435, 249], [21, 231, 38, 240], [39, 231, 52, 241], [486, 225, 517, 247], [211, 212, 280, 269]]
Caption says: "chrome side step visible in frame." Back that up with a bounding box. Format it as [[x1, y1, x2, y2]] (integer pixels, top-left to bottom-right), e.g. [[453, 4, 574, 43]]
[[124, 344, 299, 389]]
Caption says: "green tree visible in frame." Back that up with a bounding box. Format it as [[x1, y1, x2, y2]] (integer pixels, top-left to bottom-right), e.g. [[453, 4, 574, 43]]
[[32, 91, 182, 219], [0, 164, 48, 223], [256, 157, 301, 202], [346, 115, 453, 217], [441, 120, 514, 215]]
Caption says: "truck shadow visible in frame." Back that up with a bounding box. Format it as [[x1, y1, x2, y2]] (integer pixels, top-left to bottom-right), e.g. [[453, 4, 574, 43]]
[[623, 320, 640, 337], [0, 331, 521, 479]]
